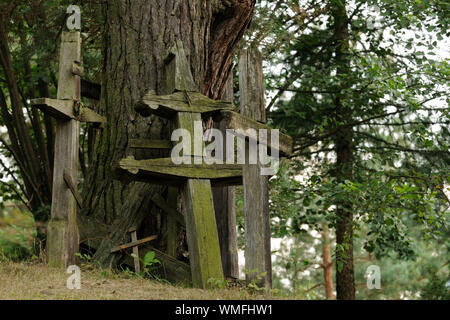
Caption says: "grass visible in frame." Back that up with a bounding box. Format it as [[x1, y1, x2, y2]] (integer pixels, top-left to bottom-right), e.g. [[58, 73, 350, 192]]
[[0, 204, 284, 300], [0, 260, 281, 300]]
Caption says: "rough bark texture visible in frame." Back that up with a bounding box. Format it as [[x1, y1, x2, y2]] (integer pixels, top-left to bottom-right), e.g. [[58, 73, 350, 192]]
[[333, 1, 355, 300], [80, 0, 255, 268]]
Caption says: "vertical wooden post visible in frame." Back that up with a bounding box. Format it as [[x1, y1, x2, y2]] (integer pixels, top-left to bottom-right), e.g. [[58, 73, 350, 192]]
[[213, 74, 239, 279], [177, 112, 224, 288], [129, 227, 141, 273], [46, 31, 81, 267], [239, 47, 272, 288]]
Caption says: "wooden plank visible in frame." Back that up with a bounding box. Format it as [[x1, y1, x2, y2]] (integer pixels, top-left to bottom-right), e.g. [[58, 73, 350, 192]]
[[130, 230, 141, 273], [46, 31, 81, 268], [63, 169, 83, 208], [183, 178, 224, 288], [116, 156, 242, 182], [77, 221, 191, 285], [78, 106, 107, 125], [31, 98, 75, 120], [32, 98, 106, 125], [213, 75, 239, 279], [110, 235, 158, 253], [129, 139, 172, 149], [218, 110, 293, 157], [240, 47, 272, 289], [71, 61, 84, 77], [135, 91, 233, 119], [151, 193, 185, 227], [164, 39, 197, 93], [177, 111, 224, 288]]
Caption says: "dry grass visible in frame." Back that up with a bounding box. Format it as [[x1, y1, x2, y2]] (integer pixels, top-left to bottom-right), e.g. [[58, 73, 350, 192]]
[[0, 261, 280, 300]]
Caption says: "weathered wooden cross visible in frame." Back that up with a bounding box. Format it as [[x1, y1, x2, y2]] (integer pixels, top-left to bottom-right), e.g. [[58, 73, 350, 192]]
[[31, 31, 106, 267], [115, 40, 292, 288], [110, 227, 158, 273]]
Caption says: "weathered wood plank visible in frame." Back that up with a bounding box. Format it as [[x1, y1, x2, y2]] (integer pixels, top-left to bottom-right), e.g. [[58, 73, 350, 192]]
[[129, 139, 172, 149], [116, 156, 242, 183], [213, 76, 239, 279], [63, 169, 83, 208], [135, 91, 233, 119], [71, 61, 84, 77], [151, 193, 185, 227], [31, 98, 75, 120], [218, 110, 293, 157], [110, 235, 158, 253], [130, 229, 141, 272], [183, 178, 224, 288], [240, 47, 272, 289], [46, 31, 81, 268], [78, 106, 107, 125], [31, 98, 106, 125], [176, 111, 224, 288], [164, 40, 197, 93]]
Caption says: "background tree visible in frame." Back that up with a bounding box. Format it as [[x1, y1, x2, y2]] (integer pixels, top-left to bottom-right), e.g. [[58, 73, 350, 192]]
[[245, 0, 449, 299]]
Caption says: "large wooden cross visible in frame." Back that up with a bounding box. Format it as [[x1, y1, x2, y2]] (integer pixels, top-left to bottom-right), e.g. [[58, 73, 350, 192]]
[[115, 40, 292, 288], [31, 31, 106, 267]]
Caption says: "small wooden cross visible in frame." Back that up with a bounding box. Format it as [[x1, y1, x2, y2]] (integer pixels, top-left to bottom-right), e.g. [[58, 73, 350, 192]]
[[110, 227, 158, 273], [30, 31, 106, 267]]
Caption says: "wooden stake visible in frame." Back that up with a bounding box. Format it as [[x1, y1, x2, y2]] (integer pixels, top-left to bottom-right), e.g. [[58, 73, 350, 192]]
[[46, 32, 81, 268], [240, 47, 272, 288], [177, 112, 224, 288]]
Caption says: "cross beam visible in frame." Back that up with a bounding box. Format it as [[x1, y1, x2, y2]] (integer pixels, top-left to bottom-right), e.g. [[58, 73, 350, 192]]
[[110, 227, 158, 273], [30, 31, 105, 268]]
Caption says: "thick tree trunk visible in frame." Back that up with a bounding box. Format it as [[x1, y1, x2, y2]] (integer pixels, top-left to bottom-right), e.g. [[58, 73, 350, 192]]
[[332, 0, 355, 300], [80, 0, 255, 267]]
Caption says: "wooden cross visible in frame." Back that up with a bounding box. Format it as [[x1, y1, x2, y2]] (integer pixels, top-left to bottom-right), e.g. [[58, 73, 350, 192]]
[[31, 31, 106, 267], [115, 40, 292, 288], [110, 227, 158, 273]]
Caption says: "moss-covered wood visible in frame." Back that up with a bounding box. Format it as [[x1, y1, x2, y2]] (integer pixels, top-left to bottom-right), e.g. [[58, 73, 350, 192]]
[[45, 31, 81, 268], [80, 0, 255, 274], [135, 91, 233, 119], [116, 156, 242, 185], [110, 235, 157, 253], [217, 110, 293, 156], [31, 98, 106, 125], [183, 179, 224, 288]]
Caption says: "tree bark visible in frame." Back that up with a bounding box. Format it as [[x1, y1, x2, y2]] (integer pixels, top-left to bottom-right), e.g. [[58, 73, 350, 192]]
[[322, 225, 335, 299], [80, 0, 255, 267], [332, 0, 355, 300]]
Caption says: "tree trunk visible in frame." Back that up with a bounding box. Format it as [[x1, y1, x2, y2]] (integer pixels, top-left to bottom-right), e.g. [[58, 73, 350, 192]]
[[332, 0, 355, 300], [80, 0, 255, 267], [321, 225, 335, 299]]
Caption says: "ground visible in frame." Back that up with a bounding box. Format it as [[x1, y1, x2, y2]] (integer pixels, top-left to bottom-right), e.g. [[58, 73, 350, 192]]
[[0, 261, 281, 300]]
